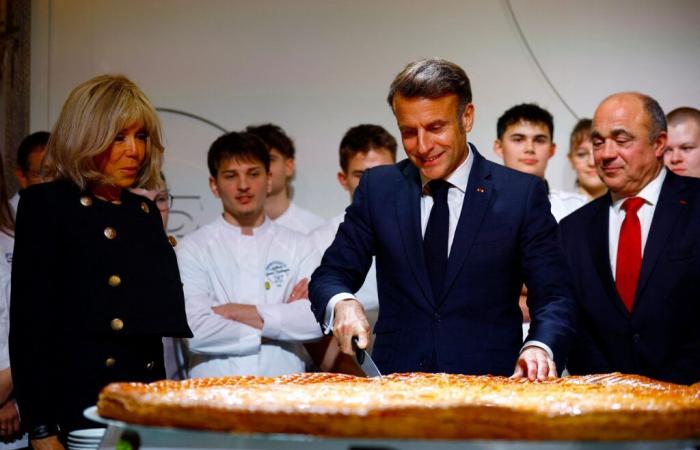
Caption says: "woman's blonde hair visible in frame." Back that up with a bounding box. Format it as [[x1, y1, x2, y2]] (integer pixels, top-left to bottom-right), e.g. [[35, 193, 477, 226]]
[[43, 74, 164, 190]]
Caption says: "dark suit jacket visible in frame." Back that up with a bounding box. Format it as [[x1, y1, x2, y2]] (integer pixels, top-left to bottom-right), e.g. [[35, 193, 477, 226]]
[[309, 147, 576, 375], [9, 180, 192, 433], [560, 170, 700, 385]]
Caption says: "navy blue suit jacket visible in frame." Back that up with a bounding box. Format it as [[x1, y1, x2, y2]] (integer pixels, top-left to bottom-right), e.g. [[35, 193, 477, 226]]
[[309, 147, 576, 375], [560, 170, 700, 385]]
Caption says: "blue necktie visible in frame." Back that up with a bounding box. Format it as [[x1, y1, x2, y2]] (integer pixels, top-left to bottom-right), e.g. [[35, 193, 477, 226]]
[[424, 179, 451, 300]]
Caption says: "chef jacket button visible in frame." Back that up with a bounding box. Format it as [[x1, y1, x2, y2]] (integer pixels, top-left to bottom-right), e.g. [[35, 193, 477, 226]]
[[145, 361, 155, 370], [105, 357, 116, 368], [168, 235, 177, 247], [108, 275, 122, 287], [140, 202, 150, 214], [111, 318, 124, 331], [104, 227, 117, 240], [632, 334, 640, 343], [80, 196, 93, 207]]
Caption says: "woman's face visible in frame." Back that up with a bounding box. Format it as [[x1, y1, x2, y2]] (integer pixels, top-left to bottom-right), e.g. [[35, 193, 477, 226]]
[[95, 122, 147, 189], [569, 138, 604, 194]]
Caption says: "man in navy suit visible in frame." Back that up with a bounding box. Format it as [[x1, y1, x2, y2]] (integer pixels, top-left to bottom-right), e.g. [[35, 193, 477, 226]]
[[561, 92, 700, 385], [309, 58, 576, 380]]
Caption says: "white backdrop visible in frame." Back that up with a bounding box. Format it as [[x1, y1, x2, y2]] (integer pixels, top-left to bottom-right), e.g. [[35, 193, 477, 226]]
[[29, 0, 700, 235]]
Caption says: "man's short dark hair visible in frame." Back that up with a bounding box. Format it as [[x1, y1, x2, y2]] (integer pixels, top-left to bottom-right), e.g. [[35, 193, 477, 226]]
[[17, 131, 50, 173], [666, 106, 700, 128], [638, 94, 667, 143], [496, 104, 554, 139], [387, 58, 472, 118], [207, 131, 270, 177], [245, 123, 295, 159], [339, 124, 398, 173]]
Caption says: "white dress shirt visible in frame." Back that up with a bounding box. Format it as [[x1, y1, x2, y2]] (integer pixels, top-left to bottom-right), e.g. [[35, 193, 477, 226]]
[[177, 216, 323, 378], [608, 168, 666, 278], [274, 202, 325, 235]]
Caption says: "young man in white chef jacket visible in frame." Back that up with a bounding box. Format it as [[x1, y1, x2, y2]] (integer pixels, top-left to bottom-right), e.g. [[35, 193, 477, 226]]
[[177, 131, 323, 378]]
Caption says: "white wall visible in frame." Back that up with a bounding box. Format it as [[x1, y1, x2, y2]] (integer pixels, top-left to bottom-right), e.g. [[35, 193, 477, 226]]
[[30, 0, 700, 235]]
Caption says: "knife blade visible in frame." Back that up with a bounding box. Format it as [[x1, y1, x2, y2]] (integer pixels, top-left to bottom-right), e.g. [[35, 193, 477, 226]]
[[352, 337, 383, 379]]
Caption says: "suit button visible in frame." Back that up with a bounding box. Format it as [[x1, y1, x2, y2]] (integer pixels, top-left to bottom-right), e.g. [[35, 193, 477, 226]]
[[140, 202, 150, 214], [433, 311, 441, 322], [105, 357, 116, 367], [146, 361, 155, 370], [80, 196, 93, 207], [108, 275, 122, 287], [111, 318, 124, 331], [104, 227, 117, 240], [632, 334, 640, 343]]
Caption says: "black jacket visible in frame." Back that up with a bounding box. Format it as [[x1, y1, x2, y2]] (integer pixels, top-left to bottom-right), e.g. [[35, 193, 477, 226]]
[[9, 180, 192, 434]]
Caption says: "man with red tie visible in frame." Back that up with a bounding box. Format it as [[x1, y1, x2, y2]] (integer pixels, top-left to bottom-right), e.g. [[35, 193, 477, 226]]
[[561, 92, 700, 385]]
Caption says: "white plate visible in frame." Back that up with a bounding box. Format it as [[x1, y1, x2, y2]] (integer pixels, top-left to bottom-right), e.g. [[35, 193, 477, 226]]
[[68, 428, 105, 439]]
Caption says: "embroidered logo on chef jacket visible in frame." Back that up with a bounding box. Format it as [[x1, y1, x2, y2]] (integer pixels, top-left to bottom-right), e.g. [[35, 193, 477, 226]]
[[265, 261, 290, 289]]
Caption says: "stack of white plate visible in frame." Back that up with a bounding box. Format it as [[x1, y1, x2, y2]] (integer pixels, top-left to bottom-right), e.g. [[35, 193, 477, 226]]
[[66, 428, 105, 450]]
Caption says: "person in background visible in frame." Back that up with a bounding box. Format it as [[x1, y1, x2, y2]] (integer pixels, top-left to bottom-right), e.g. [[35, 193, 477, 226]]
[[664, 107, 700, 178], [307, 124, 396, 371], [561, 92, 700, 385], [310, 58, 575, 379], [494, 103, 588, 222], [9, 74, 192, 449], [246, 124, 324, 234], [131, 175, 188, 380], [177, 131, 322, 378], [0, 153, 25, 449], [10, 131, 50, 214], [567, 119, 607, 200], [493, 104, 587, 334]]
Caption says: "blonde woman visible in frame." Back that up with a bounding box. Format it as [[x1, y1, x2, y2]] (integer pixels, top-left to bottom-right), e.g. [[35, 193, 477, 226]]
[[9, 75, 191, 449]]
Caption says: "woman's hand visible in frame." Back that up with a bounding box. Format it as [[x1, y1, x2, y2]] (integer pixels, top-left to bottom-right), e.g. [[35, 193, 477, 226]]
[[31, 436, 65, 450]]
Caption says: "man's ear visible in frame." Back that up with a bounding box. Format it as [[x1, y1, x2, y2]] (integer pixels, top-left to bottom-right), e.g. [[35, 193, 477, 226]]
[[548, 142, 557, 160], [493, 139, 504, 159], [15, 168, 28, 189], [653, 131, 668, 159], [461, 103, 475, 133], [267, 171, 273, 194], [208, 176, 220, 198], [337, 171, 350, 192], [285, 157, 295, 178]]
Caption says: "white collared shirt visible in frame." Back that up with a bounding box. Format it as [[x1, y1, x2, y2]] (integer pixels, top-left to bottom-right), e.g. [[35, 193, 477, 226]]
[[608, 168, 666, 278]]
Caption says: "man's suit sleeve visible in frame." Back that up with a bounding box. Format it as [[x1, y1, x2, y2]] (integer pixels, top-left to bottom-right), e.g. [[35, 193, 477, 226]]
[[309, 170, 376, 325], [519, 177, 577, 369]]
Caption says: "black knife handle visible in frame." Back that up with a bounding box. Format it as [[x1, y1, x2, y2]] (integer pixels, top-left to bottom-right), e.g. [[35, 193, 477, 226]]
[[352, 336, 365, 364]]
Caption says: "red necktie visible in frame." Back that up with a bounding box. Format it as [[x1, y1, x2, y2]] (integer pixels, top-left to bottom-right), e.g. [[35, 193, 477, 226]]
[[615, 197, 645, 311]]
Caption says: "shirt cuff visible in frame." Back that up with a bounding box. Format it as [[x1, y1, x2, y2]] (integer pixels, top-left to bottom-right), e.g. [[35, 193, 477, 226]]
[[256, 304, 281, 340], [521, 340, 554, 360], [322, 293, 357, 334]]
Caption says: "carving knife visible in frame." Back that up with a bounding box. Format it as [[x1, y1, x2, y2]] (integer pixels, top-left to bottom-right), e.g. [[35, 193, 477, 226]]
[[352, 337, 383, 379]]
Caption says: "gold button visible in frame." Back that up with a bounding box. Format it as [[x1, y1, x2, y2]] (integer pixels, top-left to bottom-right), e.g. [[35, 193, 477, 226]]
[[168, 235, 177, 247], [145, 361, 154, 370], [104, 227, 117, 240], [110, 318, 124, 331], [108, 275, 121, 287], [80, 196, 93, 207], [105, 357, 116, 367], [141, 202, 150, 214]]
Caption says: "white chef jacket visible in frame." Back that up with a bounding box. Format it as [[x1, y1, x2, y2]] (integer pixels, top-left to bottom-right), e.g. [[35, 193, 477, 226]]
[[310, 213, 379, 314], [177, 216, 323, 378], [549, 189, 588, 223], [0, 230, 13, 370], [273, 202, 325, 235]]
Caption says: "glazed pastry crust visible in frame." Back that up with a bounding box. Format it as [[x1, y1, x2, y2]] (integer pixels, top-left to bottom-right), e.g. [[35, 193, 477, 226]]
[[97, 372, 700, 440]]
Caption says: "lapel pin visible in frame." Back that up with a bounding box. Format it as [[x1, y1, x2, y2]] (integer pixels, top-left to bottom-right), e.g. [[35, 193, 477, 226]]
[[476, 187, 485, 193], [680, 199, 688, 205]]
